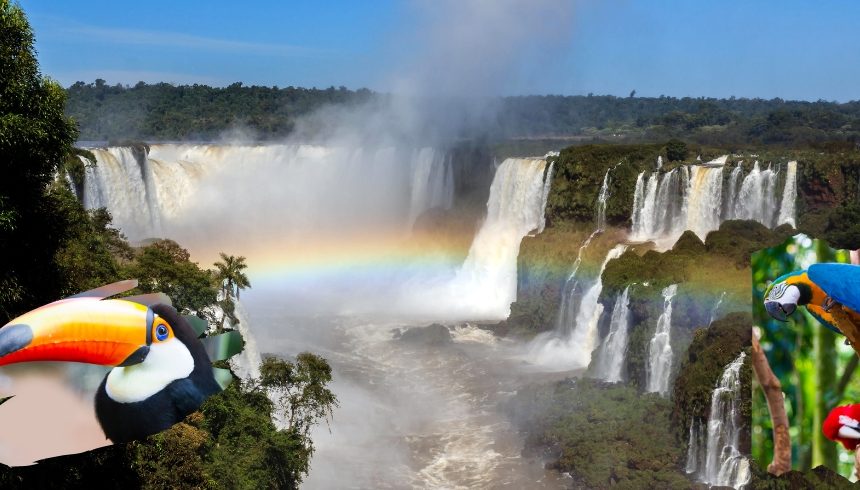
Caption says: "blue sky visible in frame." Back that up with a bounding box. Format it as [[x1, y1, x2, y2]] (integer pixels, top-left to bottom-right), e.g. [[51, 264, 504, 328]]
[[19, 1, 860, 101]]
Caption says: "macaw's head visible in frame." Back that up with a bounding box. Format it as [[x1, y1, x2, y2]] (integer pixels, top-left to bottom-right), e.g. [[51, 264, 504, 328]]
[[0, 296, 177, 369], [823, 404, 860, 451], [764, 271, 814, 322]]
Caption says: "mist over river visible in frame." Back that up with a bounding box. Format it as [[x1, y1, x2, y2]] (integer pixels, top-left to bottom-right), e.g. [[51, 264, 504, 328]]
[[79, 143, 569, 488]]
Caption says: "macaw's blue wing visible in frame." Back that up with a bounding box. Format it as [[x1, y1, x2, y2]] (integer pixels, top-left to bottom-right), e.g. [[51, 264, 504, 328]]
[[809, 263, 860, 313]]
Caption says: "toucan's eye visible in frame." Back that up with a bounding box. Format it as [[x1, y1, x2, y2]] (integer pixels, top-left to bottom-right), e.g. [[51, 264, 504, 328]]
[[155, 323, 169, 341]]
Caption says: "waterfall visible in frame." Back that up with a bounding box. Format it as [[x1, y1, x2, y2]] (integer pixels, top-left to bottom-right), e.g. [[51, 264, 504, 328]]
[[646, 284, 677, 396], [408, 148, 455, 227], [83, 147, 163, 240], [595, 167, 612, 231], [227, 300, 262, 381], [531, 243, 626, 370], [685, 418, 706, 475], [734, 161, 779, 227], [630, 172, 645, 237], [452, 158, 550, 317], [555, 231, 599, 335], [656, 155, 663, 170], [724, 164, 743, 220], [686, 166, 724, 239], [701, 352, 750, 489], [536, 161, 555, 234], [709, 291, 727, 325], [629, 159, 796, 245], [592, 285, 632, 382], [565, 244, 628, 364], [777, 160, 798, 227], [81, 144, 456, 243]]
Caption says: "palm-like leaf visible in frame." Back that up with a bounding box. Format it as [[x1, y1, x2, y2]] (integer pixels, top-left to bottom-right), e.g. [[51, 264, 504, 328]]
[[213, 253, 251, 299]]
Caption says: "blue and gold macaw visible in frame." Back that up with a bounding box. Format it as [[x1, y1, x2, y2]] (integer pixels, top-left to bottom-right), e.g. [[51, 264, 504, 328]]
[[764, 263, 860, 337]]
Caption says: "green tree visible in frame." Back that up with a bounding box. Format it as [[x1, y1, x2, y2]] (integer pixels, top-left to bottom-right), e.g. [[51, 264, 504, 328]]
[[0, 0, 79, 321], [126, 239, 218, 315], [213, 253, 251, 299], [259, 354, 337, 440], [665, 138, 688, 161]]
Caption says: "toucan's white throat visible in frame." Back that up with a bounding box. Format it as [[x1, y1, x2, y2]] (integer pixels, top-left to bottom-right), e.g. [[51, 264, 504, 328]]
[[105, 338, 194, 403]]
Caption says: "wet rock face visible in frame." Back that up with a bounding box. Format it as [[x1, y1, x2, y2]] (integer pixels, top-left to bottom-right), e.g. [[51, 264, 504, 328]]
[[395, 324, 452, 346]]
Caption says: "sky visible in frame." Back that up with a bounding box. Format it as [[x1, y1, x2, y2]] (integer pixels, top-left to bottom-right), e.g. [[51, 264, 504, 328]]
[[18, 0, 860, 101]]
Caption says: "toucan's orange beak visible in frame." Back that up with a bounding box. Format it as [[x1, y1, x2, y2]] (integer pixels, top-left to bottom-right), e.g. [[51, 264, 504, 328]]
[[0, 298, 151, 367]]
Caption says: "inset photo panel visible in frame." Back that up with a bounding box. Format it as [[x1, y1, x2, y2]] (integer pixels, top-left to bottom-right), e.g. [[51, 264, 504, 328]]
[[753, 234, 860, 482]]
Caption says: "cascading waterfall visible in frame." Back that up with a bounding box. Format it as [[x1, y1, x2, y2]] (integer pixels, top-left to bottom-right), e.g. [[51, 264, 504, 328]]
[[686, 166, 724, 239], [82, 144, 456, 242], [595, 167, 612, 231], [701, 352, 750, 489], [629, 159, 797, 244], [646, 284, 677, 396], [536, 161, 555, 234], [709, 291, 727, 325], [407, 148, 455, 227], [555, 231, 599, 335], [226, 299, 262, 381], [530, 243, 626, 370], [83, 147, 164, 240], [723, 164, 744, 220], [592, 285, 631, 382], [564, 244, 628, 364], [656, 155, 663, 170], [777, 160, 798, 228], [734, 162, 779, 227], [685, 418, 706, 475], [452, 158, 551, 318]]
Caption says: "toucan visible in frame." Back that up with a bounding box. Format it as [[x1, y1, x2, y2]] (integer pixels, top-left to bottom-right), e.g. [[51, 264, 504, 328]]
[[764, 264, 860, 335], [0, 280, 240, 443], [823, 404, 860, 450]]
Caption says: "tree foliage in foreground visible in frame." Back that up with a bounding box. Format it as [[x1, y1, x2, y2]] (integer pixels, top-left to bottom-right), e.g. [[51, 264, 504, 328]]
[[0, 0, 79, 320]]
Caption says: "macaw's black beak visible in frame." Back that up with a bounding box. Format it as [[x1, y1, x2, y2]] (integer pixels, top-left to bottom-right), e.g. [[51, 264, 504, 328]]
[[765, 301, 794, 322]]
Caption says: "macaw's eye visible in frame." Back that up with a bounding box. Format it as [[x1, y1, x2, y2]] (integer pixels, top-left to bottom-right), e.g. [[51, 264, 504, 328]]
[[155, 324, 169, 341]]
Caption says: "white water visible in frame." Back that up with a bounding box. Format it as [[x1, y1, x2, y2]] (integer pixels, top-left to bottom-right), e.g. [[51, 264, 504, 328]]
[[407, 148, 455, 227], [646, 284, 677, 396], [629, 159, 797, 244], [450, 158, 550, 318], [685, 418, 706, 475], [82, 144, 455, 242], [734, 161, 779, 227], [79, 145, 565, 487], [592, 285, 631, 382], [536, 161, 555, 235], [777, 160, 798, 228], [701, 352, 750, 489], [530, 244, 627, 371], [595, 167, 612, 231], [709, 291, 727, 326], [686, 166, 724, 239], [227, 300, 262, 381], [554, 231, 599, 335]]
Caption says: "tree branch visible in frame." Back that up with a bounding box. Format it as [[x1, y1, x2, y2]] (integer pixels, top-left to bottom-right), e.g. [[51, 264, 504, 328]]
[[752, 328, 792, 475]]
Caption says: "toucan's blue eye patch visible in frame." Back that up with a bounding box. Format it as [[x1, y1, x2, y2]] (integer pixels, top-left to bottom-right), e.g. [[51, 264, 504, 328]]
[[155, 325, 168, 341]]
